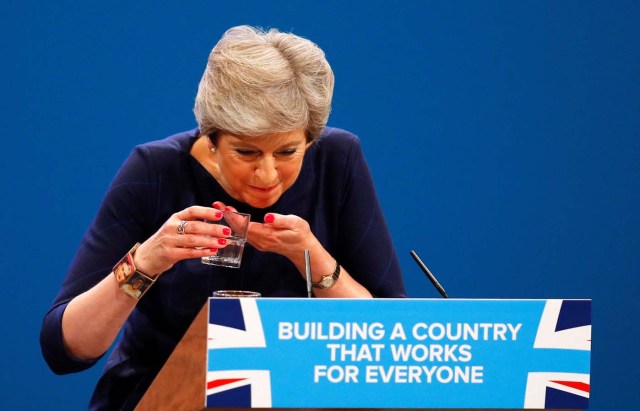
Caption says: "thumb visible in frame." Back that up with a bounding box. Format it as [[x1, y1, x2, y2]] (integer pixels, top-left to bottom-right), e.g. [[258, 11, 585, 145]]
[[264, 213, 298, 229]]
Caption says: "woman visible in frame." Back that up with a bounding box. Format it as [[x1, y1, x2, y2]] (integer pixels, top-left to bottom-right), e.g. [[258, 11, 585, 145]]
[[41, 25, 406, 410]]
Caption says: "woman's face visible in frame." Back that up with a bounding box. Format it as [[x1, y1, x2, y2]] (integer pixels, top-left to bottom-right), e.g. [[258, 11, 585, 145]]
[[211, 128, 310, 208]]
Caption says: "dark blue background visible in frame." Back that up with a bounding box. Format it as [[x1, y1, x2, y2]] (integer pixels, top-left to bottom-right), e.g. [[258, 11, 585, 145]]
[[1, 1, 638, 409]]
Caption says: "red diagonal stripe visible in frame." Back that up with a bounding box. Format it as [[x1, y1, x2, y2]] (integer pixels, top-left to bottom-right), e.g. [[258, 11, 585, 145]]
[[207, 378, 248, 390], [550, 380, 590, 393]]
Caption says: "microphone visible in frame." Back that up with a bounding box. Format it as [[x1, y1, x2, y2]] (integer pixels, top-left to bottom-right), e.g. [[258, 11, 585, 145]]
[[410, 250, 449, 298], [304, 249, 312, 298]]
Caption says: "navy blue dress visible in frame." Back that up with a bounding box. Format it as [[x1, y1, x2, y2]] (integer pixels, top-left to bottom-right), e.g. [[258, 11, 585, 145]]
[[40, 126, 406, 410]]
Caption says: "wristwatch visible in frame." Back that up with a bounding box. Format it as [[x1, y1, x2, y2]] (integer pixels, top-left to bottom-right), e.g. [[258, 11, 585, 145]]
[[112, 243, 155, 299], [312, 260, 341, 289]]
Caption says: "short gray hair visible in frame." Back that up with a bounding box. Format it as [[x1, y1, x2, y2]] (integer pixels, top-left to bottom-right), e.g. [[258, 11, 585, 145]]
[[194, 25, 334, 142]]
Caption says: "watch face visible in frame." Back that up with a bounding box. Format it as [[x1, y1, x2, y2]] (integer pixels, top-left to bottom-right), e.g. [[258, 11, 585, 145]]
[[320, 275, 334, 288]]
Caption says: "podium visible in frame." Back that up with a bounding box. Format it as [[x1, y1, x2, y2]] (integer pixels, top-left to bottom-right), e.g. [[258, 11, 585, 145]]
[[136, 299, 590, 410]]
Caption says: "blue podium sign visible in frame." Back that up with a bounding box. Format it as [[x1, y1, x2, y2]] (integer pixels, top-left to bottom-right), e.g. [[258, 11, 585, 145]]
[[205, 299, 590, 409]]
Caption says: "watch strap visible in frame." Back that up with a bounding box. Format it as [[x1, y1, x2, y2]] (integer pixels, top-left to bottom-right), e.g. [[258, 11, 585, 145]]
[[311, 260, 341, 289], [113, 243, 155, 299], [120, 270, 155, 299]]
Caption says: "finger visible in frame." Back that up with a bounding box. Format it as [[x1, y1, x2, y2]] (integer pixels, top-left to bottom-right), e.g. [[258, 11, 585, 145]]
[[225, 205, 238, 213], [176, 206, 224, 222], [177, 220, 231, 237], [263, 213, 299, 229], [247, 221, 274, 237], [246, 223, 275, 252], [174, 232, 231, 250], [171, 245, 220, 260], [212, 201, 238, 213]]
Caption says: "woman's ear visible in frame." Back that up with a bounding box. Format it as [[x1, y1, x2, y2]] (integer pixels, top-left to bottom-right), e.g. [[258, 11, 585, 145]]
[[305, 135, 316, 150]]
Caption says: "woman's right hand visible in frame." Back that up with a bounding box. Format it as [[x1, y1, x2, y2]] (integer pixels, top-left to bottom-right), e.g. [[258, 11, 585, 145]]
[[132, 205, 231, 277]]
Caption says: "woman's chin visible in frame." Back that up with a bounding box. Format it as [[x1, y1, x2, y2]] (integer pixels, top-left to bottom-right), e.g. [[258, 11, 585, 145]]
[[244, 195, 280, 209]]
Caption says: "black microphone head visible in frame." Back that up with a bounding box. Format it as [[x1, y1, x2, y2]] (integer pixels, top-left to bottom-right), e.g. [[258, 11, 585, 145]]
[[410, 250, 449, 298]]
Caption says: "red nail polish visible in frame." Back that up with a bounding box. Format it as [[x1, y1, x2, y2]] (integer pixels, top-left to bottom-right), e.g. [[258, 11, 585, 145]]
[[224, 206, 233, 211], [214, 210, 223, 218], [218, 238, 227, 245], [265, 214, 275, 223], [209, 248, 218, 253], [222, 228, 231, 236]]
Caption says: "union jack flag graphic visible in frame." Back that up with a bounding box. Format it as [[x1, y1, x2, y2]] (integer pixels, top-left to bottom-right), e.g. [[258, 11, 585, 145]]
[[204, 298, 591, 409], [524, 299, 591, 408], [206, 298, 271, 408]]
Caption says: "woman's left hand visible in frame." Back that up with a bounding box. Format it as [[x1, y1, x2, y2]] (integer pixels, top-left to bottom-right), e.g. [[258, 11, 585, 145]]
[[247, 213, 315, 259], [212, 202, 316, 258]]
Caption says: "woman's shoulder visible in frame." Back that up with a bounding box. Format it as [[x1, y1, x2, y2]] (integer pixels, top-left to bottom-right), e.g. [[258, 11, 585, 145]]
[[313, 126, 363, 159], [124, 128, 200, 174], [318, 126, 360, 144], [111, 128, 199, 185], [136, 128, 199, 156]]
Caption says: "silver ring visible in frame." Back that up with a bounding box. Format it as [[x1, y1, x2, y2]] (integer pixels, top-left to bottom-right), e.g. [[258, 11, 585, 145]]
[[176, 221, 189, 235]]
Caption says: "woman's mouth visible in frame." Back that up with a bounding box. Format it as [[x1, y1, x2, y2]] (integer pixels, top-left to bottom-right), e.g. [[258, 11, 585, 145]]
[[249, 184, 278, 193]]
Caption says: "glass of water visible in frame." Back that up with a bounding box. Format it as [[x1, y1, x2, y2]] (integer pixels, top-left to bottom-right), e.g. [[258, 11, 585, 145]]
[[201, 210, 251, 268]]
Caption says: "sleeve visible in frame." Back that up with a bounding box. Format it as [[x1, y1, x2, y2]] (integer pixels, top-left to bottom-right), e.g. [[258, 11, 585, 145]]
[[40, 145, 158, 374], [335, 135, 408, 298]]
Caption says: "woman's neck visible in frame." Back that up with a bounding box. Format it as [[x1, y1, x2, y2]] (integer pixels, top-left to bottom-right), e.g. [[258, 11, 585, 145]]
[[190, 134, 219, 180]]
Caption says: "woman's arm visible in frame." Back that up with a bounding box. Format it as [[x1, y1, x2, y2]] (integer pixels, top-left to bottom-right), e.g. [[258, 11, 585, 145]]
[[59, 205, 232, 360], [61, 273, 137, 359]]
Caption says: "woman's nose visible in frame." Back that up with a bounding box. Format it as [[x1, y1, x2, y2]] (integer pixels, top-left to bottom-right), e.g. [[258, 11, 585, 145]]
[[255, 156, 277, 182]]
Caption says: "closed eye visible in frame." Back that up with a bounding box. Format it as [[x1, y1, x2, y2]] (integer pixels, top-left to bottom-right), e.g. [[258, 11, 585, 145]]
[[275, 148, 298, 157], [235, 149, 259, 157]]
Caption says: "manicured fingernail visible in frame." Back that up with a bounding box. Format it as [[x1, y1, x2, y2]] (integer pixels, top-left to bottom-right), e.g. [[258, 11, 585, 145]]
[[224, 206, 233, 211], [214, 210, 223, 218], [222, 228, 231, 236], [209, 248, 218, 253], [264, 214, 275, 223], [218, 238, 227, 245]]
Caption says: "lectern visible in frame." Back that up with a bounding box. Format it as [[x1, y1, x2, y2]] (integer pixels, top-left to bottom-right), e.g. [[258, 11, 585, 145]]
[[136, 299, 590, 410]]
